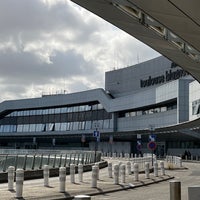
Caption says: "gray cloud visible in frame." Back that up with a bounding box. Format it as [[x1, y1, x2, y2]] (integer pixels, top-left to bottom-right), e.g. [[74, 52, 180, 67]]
[[0, 0, 159, 102]]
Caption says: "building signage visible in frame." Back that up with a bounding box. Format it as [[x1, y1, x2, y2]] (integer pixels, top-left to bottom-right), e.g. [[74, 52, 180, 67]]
[[140, 64, 189, 88]]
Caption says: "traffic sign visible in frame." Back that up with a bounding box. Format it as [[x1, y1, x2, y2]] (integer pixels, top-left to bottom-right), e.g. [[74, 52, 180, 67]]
[[136, 140, 142, 151], [147, 141, 157, 150], [149, 134, 156, 142], [93, 131, 100, 137]]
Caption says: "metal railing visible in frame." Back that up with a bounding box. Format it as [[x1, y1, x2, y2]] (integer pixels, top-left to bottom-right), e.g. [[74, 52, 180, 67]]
[[0, 150, 101, 172]]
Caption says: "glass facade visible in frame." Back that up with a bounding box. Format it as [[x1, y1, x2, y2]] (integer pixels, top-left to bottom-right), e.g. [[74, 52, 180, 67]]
[[0, 103, 112, 133], [119, 101, 177, 118]]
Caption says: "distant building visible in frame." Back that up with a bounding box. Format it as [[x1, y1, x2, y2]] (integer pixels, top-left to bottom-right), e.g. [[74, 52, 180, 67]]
[[0, 56, 199, 156]]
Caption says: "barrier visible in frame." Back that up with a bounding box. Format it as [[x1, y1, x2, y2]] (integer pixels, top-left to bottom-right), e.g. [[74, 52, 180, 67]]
[[16, 169, 24, 198], [169, 180, 181, 200], [91, 165, 98, 188], [145, 162, 150, 179], [133, 163, 139, 181], [120, 164, 126, 183], [70, 164, 75, 183], [108, 162, 112, 178], [78, 164, 83, 182], [114, 164, 119, 184], [8, 166, 15, 191], [43, 165, 49, 187], [127, 162, 131, 175], [59, 167, 66, 193]]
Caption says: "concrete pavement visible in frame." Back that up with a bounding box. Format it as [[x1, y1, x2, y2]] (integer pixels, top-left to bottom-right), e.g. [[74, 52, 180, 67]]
[[0, 159, 175, 200]]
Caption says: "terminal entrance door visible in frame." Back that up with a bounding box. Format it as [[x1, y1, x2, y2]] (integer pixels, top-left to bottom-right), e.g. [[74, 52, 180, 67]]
[[156, 142, 165, 157]]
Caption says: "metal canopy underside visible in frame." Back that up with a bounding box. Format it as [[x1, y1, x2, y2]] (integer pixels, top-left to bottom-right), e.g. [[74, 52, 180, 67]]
[[71, 0, 200, 136]]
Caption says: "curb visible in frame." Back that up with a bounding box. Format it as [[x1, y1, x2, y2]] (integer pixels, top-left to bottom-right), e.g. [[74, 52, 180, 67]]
[[51, 176, 174, 200]]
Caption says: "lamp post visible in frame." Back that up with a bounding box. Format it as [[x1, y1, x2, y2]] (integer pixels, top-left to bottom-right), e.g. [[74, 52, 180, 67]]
[[93, 122, 100, 163]]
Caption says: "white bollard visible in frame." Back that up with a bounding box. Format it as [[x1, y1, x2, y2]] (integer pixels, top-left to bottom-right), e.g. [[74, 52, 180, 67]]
[[179, 158, 182, 167], [43, 165, 49, 187], [70, 164, 75, 183], [133, 163, 139, 181], [120, 164, 126, 183], [154, 162, 158, 177], [78, 164, 83, 182], [108, 162, 112, 178], [127, 162, 131, 175], [145, 162, 150, 179], [74, 194, 91, 200], [59, 167, 66, 193], [114, 164, 119, 184], [160, 161, 165, 176], [95, 163, 99, 180], [91, 165, 98, 188], [16, 169, 24, 198], [8, 166, 15, 191], [170, 180, 181, 200]]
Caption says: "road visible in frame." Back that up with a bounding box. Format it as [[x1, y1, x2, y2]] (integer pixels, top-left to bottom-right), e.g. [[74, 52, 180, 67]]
[[92, 162, 200, 200]]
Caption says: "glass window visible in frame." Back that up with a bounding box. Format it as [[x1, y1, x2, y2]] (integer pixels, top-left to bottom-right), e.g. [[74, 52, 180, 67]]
[[79, 105, 85, 112], [85, 121, 91, 130], [55, 123, 60, 131], [35, 124, 42, 132], [24, 110, 29, 116], [125, 112, 130, 117], [103, 119, 110, 129], [46, 123, 54, 131], [73, 122, 79, 130], [23, 124, 30, 132], [85, 105, 91, 111], [60, 107, 67, 113], [66, 122, 71, 131], [130, 112, 136, 117], [78, 121, 85, 130], [68, 107, 73, 113], [43, 109, 48, 115], [74, 106, 79, 112], [92, 104, 98, 110], [98, 104, 103, 110], [0, 125, 3, 132], [60, 123, 67, 131], [11, 125, 17, 132], [55, 108, 61, 114], [17, 125, 24, 132], [161, 107, 167, 112], [29, 124, 36, 132]]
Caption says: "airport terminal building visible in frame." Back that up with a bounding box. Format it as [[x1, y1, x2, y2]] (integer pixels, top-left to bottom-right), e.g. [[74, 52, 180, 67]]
[[0, 56, 200, 156]]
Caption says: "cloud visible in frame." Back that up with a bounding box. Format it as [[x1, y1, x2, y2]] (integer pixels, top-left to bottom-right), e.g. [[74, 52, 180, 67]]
[[0, 0, 159, 102]]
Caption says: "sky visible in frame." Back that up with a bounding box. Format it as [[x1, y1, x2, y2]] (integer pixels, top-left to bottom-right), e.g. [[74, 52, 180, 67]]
[[0, 0, 160, 102]]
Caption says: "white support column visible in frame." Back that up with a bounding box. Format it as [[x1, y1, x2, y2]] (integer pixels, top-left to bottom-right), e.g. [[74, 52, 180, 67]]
[[59, 167, 66, 193], [70, 164, 75, 183], [15, 169, 24, 199], [91, 165, 98, 188], [133, 163, 139, 181], [43, 165, 49, 187], [127, 162, 131, 175], [78, 164, 83, 182], [154, 162, 158, 177], [114, 164, 119, 185], [95, 163, 99, 180], [160, 161, 165, 176], [120, 164, 126, 183], [108, 162, 112, 178], [145, 162, 150, 179], [8, 166, 15, 191]]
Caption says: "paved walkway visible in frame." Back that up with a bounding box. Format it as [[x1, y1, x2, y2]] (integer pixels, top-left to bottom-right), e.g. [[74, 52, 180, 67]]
[[0, 159, 175, 200]]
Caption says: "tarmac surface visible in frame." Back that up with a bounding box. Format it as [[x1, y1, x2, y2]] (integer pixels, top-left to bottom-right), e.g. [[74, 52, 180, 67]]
[[0, 158, 198, 200]]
